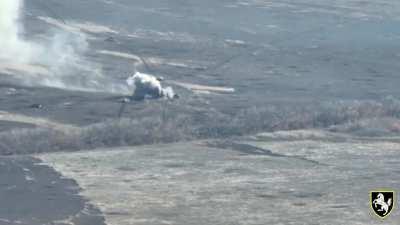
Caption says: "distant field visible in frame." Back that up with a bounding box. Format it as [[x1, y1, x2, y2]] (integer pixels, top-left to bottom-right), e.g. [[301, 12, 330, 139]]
[[0, 0, 400, 224]]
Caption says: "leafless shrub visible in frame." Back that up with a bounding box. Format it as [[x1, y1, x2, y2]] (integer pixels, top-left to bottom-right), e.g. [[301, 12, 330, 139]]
[[1, 98, 400, 155]]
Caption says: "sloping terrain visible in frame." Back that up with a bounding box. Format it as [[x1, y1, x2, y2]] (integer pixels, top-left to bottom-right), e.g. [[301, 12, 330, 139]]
[[37, 130, 400, 225], [0, 0, 400, 224]]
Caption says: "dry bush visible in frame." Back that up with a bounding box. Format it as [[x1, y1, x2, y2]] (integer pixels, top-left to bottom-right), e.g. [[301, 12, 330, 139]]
[[1, 98, 400, 155]]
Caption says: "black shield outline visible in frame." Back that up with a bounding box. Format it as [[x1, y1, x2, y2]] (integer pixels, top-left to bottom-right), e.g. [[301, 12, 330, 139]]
[[370, 189, 396, 219]]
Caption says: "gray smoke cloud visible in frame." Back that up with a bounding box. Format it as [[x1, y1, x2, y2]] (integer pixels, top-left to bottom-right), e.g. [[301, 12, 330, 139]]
[[0, 0, 128, 94], [126, 72, 176, 100]]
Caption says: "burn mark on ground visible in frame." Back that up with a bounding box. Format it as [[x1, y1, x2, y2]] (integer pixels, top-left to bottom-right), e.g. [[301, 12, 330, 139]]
[[206, 140, 324, 165]]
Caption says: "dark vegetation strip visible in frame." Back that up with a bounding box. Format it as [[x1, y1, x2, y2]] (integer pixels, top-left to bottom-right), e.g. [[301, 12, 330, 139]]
[[1, 98, 400, 155]]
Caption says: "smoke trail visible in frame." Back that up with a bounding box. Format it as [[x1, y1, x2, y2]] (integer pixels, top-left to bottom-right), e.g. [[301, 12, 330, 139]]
[[0, 0, 36, 62], [0, 0, 128, 94]]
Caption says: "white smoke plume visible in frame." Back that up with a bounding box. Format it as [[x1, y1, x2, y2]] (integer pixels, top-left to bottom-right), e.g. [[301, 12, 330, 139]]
[[0, 0, 128, 93], [126, 72, 176, 100], [0, 0, 35, 62]]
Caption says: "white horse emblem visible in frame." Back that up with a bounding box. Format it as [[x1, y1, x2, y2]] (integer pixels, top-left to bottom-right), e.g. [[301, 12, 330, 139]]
[[372, 193, 393, 216]]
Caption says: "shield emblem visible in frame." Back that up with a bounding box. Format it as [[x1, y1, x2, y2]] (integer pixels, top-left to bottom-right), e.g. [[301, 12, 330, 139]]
[[370, 190, 395, 218]]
